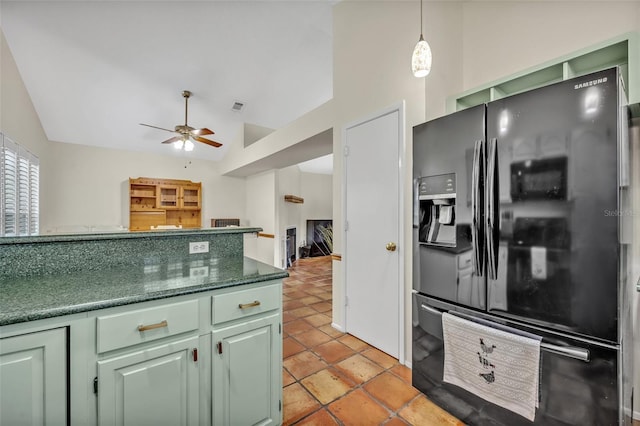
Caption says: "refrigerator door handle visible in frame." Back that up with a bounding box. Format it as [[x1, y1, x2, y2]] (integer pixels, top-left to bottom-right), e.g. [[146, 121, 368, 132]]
[[485, 137, 499, 280], [420, 300, 590, 362], [540, 342, 590, 362], [420, 303, 443, 316], [471, 139, 484, 276]]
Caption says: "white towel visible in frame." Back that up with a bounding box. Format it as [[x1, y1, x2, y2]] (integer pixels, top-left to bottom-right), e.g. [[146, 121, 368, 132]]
[[442, 312, 541, 421]]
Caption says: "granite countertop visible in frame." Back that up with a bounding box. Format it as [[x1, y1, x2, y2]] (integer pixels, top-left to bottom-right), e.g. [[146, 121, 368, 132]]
[[0, 255, 288, 326], [0, 226, 262, 245]]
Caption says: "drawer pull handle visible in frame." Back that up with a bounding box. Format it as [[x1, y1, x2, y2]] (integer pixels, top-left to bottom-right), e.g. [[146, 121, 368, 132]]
[[238, 300, 261, 309], [137, 320, 168, 332]]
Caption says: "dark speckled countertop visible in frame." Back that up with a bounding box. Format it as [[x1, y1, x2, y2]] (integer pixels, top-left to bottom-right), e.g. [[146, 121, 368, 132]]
[[0, 255, 288, 326]]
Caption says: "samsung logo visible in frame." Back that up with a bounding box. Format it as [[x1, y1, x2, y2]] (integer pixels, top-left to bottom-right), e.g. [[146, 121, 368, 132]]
[[574, 77, 607, 90]]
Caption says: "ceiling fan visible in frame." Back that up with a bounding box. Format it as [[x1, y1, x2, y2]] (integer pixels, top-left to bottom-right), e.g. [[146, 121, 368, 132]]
[[140, 90, 222, 151]]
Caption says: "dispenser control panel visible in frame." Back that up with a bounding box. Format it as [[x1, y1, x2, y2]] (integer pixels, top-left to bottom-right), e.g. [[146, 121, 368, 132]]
[[418, 173, 456, 199]]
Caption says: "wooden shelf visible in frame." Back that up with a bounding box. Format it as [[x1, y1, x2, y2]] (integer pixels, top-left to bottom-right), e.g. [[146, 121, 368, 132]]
[[130, 206, 164, 212], [284, 195, 304, 204]]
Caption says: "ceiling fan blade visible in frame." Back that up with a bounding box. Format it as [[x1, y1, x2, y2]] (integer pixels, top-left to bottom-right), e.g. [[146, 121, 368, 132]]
[[191, 128, 214, 136], [140, 123, 176, 133], [161, 136, 182, 144], [193, 135, 222, 148]]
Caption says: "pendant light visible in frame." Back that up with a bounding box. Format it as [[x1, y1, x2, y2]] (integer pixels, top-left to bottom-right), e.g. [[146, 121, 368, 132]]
[[411, 0, 432, 78]]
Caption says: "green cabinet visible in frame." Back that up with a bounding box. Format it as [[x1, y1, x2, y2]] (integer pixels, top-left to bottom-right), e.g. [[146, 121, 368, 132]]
[[0, 279, 283, 426], [97, 336, 200, 426], [0, 328, 67, 425], [212, 313, 281, 426]]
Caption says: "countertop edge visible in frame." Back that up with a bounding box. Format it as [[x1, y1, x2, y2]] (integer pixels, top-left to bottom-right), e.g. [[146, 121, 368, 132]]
[[0, 270, 288, 327], [0, 227, 263, 245]]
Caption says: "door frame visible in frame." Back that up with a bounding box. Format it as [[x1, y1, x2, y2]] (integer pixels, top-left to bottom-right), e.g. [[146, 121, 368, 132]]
[[341, 101, 406, 363]]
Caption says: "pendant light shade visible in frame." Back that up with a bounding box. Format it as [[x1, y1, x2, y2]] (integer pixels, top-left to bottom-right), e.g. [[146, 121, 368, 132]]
[[411, 0, 432, 78], [412, 34, 432, 77]]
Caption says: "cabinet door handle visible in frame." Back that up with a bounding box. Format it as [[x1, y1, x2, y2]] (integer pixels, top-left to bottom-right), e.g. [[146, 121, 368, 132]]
[[238, 300, 261, 309], [137, 320, 168, 332]]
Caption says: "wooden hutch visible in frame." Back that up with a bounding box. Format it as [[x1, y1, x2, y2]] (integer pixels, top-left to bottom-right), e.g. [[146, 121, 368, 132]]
[[129, 177, 202, 231]]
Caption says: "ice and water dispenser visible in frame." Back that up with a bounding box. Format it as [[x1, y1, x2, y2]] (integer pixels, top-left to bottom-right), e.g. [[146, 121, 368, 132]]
[[418, 173, 457, 247]]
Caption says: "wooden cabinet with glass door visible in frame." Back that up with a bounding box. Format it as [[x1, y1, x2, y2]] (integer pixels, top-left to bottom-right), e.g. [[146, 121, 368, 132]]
[[129, 177, 202, 230], [181, 185, 202, 209], [158, 184, 180, 209]]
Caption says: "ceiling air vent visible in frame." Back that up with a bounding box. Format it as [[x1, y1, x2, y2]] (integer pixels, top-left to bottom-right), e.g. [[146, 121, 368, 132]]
[[231, 101, 245, 112]]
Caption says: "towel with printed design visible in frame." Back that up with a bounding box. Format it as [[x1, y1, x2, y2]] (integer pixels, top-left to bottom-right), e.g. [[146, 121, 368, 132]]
[[442, 312, 541, 421]]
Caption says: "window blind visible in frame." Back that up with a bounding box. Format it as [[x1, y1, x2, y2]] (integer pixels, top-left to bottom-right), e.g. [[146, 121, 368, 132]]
[[1, 133, 39, 236]]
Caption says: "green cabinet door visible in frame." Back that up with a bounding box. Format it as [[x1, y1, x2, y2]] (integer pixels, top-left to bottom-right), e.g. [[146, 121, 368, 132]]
[[97, 336, 200, 426], [0, 328, 67, 426], [212, 313, 282, 426]]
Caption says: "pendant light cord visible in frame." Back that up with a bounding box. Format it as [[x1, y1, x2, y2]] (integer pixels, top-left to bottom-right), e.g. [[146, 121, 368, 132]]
[[420, 0, 423, 37]]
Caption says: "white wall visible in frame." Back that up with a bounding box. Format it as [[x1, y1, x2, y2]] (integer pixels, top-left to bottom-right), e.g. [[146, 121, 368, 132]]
[[244, 170, 277, 265], [0, 32, 49, 159], [43, 141, 246, 233], [461, 2, 640, 91]]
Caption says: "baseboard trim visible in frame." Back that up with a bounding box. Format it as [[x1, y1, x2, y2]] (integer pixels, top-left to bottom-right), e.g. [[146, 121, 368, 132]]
[[331, 322, 345, 333]]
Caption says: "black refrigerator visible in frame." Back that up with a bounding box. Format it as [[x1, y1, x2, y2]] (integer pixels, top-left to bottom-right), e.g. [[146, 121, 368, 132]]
[[412, 67, 635, 425]]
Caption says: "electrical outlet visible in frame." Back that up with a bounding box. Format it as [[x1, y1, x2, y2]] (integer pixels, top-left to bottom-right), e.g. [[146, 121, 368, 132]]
[[189, 241, 209, 254], [190, 266, 209, 278]]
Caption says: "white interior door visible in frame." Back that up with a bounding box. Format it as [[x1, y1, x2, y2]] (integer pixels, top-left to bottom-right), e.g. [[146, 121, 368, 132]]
[[344, 104, 403, 359]]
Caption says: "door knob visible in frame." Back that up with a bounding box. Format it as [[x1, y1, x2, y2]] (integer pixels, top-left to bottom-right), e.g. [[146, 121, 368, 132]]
[[386, 242, 397, 252]]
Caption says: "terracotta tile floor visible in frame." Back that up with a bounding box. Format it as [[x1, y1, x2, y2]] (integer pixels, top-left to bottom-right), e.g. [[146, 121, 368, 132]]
[[282, 256, 463, 426]]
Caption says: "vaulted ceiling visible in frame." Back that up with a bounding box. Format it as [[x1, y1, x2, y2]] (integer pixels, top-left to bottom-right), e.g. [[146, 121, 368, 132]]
[[1, 1, 334, 162]]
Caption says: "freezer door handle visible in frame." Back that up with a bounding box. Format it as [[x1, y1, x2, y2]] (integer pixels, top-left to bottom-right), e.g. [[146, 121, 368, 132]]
[[420, 303, 443, 316], [540, 342, 590, 362], [471, 139, 484, 276]]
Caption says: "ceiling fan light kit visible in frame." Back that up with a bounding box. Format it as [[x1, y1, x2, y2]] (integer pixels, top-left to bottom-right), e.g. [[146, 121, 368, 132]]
[[140, 90, 222, 151], [173, 138, 194, 151]]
